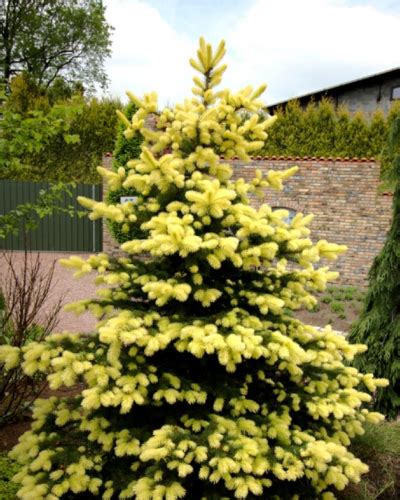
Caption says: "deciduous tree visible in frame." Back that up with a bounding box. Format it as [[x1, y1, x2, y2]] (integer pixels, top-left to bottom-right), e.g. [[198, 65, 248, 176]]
[[0, 0, 112, 91]]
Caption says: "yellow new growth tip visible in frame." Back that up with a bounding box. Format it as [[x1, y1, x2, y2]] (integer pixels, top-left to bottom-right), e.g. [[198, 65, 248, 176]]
[[115, 109, 131, 128], [126, 91, 143, 108]]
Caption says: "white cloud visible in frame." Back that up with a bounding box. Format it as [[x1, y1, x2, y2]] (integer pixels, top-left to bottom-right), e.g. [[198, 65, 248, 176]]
[[225, 0, 400, 104], [103, 0, 400, 107], [103, 0, 194, 105]]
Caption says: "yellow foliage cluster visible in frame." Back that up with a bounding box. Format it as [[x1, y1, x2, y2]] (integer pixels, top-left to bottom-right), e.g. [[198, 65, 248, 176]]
[[4, 305, 388, 499]]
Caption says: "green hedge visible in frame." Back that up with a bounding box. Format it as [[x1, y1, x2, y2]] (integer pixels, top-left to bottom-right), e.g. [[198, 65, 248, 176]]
[[107, 102, 144, 243], [3, 73, 121, 184], [262, 99, 400, 164]]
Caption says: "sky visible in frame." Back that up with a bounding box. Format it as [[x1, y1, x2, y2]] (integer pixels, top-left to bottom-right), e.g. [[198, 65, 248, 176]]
[[103, 0, 400, 108]]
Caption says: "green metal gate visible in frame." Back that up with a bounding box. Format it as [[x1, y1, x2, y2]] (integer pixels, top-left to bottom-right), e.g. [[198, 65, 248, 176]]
[[0, 180, 102, 252]]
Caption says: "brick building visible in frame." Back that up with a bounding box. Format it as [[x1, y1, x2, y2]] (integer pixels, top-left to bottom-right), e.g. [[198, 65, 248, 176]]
[[102, 155, 392, 287], [268, 67, 400, 115]]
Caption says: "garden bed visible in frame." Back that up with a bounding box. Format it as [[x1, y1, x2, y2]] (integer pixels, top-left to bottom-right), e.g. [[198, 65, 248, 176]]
[[296, 285, 365, 333]]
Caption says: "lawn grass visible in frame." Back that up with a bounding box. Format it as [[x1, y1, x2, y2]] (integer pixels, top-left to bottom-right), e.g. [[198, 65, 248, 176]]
[[338, 421, 400, 499]]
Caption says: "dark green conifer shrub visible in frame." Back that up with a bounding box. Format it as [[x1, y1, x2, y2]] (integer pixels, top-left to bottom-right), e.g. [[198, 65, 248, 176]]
[[348, 116, 400, 419], [261, 99, 399, 163]]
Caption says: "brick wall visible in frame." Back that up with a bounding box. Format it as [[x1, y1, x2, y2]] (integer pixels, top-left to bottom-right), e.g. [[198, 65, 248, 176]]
[[102, 154, 120, 255], [102, 155, 392, 287], [230, 158, 392, 286]]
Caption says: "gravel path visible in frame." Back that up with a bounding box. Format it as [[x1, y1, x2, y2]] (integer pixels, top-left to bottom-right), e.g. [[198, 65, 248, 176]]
[[0, 252, 99, 334], [1, 252, 350, 338]]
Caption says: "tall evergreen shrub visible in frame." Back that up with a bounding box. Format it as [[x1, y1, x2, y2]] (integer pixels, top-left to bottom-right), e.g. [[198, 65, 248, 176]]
[[0, 38, 388, 500], [348, 116, 400, 419]]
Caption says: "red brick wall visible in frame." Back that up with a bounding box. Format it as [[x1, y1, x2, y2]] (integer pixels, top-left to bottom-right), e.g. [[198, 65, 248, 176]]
[[102, 156, 392, 287]]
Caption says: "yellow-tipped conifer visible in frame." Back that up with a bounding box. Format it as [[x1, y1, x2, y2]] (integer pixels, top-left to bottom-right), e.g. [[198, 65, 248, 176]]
[[1, 37, 387, 500]]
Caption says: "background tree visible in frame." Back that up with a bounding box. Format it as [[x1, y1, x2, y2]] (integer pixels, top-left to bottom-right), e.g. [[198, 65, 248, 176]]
[[0, 38, 388, 499], [348, 116, 400, 419], [5, 73, 84, 114], [1, 73, 120, 182], [0, 0, 112, 92]]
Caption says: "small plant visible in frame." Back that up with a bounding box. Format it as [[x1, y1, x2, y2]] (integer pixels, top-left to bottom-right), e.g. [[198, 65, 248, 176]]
[[342, 287, 357, 301], [310, 303, 320, 313], [338, 421, 400, 499], [0, 250, 63, 424], [321, 295, 332, 304], [0, 453, 20, 499], [331, 301, 345, 315]]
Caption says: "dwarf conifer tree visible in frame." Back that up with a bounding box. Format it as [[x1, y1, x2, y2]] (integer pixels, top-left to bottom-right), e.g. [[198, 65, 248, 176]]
[[348, 116, 400, 419], [0, 38, 388, 500]]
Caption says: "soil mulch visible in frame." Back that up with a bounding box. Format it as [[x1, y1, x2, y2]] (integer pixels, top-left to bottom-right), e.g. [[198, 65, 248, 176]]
[[0, 419, 31, 452], [296, 299, 363, 333], [0, 384, 84, 453]]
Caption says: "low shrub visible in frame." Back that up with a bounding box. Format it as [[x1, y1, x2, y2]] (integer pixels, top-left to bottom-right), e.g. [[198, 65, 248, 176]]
[[331, 301, 345, 315], [0, 453, 20, 499]]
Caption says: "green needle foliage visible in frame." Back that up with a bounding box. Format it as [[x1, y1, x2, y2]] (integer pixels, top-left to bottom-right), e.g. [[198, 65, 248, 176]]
[[112, 102, 143, 171], [348, 116, 400, 419], [107, 102, 143, 243]]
